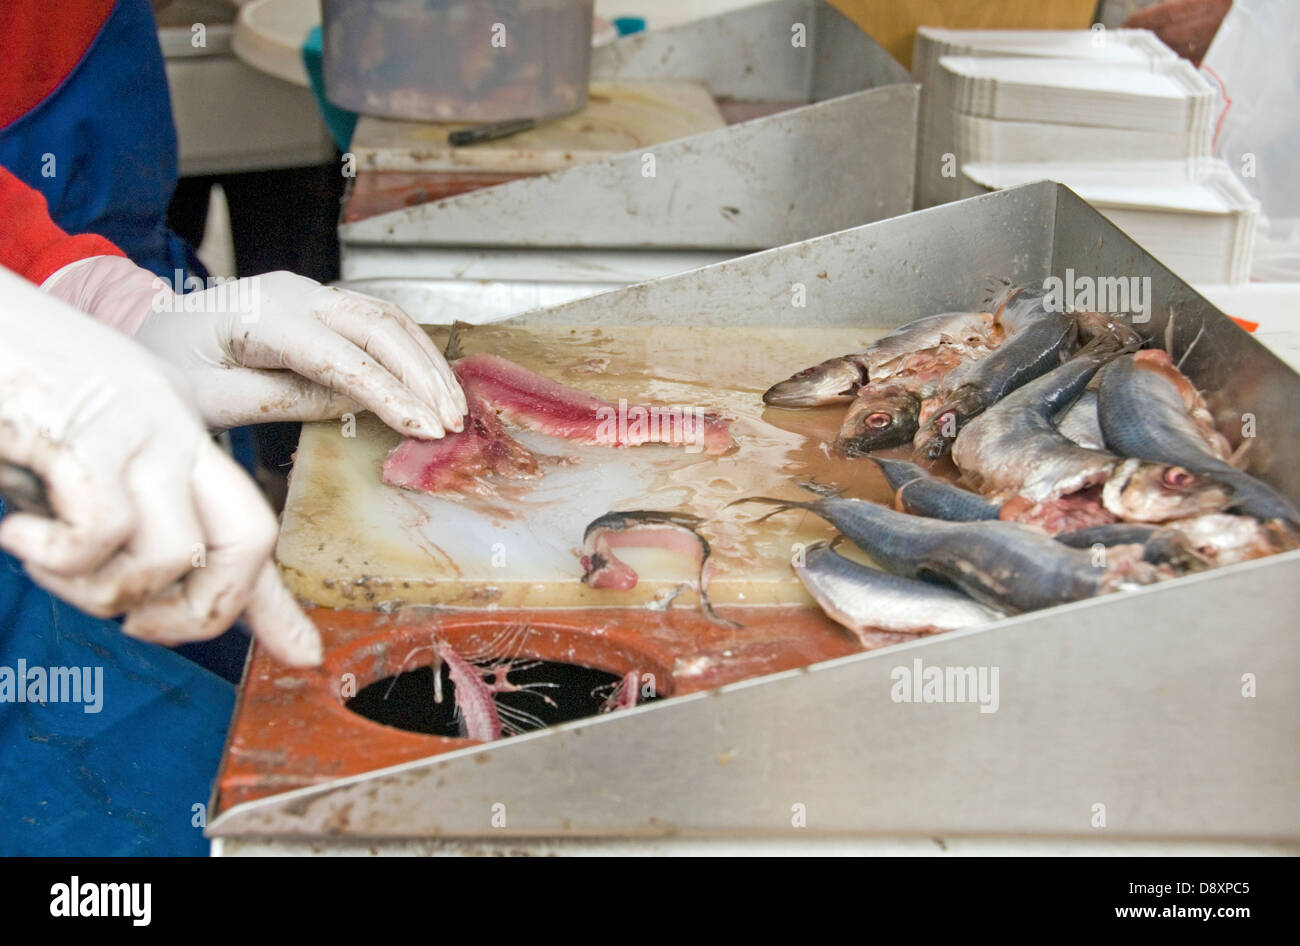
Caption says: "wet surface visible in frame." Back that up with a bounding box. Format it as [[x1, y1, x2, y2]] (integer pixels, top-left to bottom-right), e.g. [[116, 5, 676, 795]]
[[277, 323, 901, 610], [215, 603, 866, 813]]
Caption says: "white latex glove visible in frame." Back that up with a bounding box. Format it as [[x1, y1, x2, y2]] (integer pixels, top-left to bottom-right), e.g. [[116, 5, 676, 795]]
[[43, 257, 465, 436], [0, 266, 322, 667]]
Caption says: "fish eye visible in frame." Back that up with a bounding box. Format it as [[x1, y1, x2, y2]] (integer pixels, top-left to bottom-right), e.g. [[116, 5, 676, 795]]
[[865, 411, 893, 429], [1162, 466, 1196, 489]]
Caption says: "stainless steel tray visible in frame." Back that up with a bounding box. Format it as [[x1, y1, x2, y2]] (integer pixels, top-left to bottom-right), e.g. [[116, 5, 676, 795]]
[[212, 182, 1300, 845], [338, 0, 917, 263]]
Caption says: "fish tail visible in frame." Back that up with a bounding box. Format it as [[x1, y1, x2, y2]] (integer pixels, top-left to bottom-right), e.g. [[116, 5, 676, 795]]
[[798, 479, 844, 499], [726, 496, 817, 523]]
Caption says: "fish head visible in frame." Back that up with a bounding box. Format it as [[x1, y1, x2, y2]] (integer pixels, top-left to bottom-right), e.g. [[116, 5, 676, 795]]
[[1101, 458, 1233, 522], [1145, 530, 1214, 573], [763, 356, 867, 408], [911, 387, 982, 460], [836, 387, 922, 456]]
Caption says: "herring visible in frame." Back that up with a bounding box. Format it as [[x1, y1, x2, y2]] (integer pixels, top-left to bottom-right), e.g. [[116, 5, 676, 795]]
[[1097, 350, 1300, 526], [912, 288, 1077, 459], [731, 484, 1163, 614], [868, 456, 1000, 522], [762, 310, 995, 408], [951, 331, 1232, 527], [794, 540, 1003, 643]]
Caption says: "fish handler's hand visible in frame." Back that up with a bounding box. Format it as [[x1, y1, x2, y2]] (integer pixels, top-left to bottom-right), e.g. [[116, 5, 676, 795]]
[[0, 267, 322, 667], [42, 258, 466, 438]]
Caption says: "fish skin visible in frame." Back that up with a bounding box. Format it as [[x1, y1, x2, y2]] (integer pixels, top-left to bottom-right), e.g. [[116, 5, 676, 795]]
[[868, 456, 930, 491], [948, 328, 1232, 524], [578, 510, 738, 628], [951, 339, 1127, 504], [1054, 523, 1209, 571], [1097, 351, 1300, 525], [1054, 389, 1106, 450], [763, 310, 995, 408], [734, 487, 1159, 613], [795, 541, 1003, 642], [898, 477, 1002, 521], [868, 456, 1000, 521], [580, 510, 708, 591], [912, 303, 1077, 459]]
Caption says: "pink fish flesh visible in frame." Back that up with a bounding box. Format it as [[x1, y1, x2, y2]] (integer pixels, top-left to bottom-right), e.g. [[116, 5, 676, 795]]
[[382, 380, 538, 494], [383, 353, 734, 495], [579, 510, 739, 628], [454, 353, 734, 454]]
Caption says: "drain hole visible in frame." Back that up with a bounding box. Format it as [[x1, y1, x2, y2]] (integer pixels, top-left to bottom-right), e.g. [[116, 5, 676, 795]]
[[347, 659, 652, 738]]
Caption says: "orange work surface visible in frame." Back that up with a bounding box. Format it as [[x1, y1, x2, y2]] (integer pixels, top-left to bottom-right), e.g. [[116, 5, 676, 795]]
[[212, 604, 894, 815]]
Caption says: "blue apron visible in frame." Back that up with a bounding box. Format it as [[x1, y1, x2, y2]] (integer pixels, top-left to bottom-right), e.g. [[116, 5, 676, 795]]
[[0, 0, 202, 280], [0, 541, 234, 856], [0, 0, 232, 856]]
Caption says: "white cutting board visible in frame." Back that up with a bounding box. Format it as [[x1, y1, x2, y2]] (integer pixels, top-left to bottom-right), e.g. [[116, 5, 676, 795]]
[[350, 81, 727, 174], [276, 323, 894, 610]]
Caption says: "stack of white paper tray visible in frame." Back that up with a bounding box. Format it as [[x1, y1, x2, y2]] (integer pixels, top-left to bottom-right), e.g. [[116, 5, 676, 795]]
[[961, 159, 1259, 284], [913, 28, 1211, 209]]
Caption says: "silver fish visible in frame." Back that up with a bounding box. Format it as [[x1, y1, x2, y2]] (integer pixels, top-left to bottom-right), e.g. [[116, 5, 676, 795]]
[[951, 332, 1232, 528], [1054, 389, 1105, 450], [1097, 350, 1300, 525], [869, 456, 1001, 521], [913, 289, 1077, 459], [952, 339, 1123, 504], [795, 541, 1003, 643], [732, 485, 1161, 614], [763, 310, 995, 408]]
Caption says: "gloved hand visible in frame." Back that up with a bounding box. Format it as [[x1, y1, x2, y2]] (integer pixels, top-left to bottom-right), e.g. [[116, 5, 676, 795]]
[[43, 257, 466, 436], [0, 266, 322, 667]]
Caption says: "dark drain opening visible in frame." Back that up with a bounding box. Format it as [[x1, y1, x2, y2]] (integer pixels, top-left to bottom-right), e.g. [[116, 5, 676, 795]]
[[347, 659, 653, 738]]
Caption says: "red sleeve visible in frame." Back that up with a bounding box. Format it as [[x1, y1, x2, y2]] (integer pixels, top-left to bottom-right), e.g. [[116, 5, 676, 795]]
[[0, 1, 118, 129], [0, 165, 125, 285]]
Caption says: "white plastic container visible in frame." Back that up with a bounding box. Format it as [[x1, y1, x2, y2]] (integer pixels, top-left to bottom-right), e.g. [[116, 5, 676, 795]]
[[321, 0, 594, 122]]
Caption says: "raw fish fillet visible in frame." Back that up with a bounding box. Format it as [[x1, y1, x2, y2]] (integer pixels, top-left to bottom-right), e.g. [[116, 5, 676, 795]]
[[382, 353, 733, 495], [382, 382, 538, 494], [455, 354, 733, 454]]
